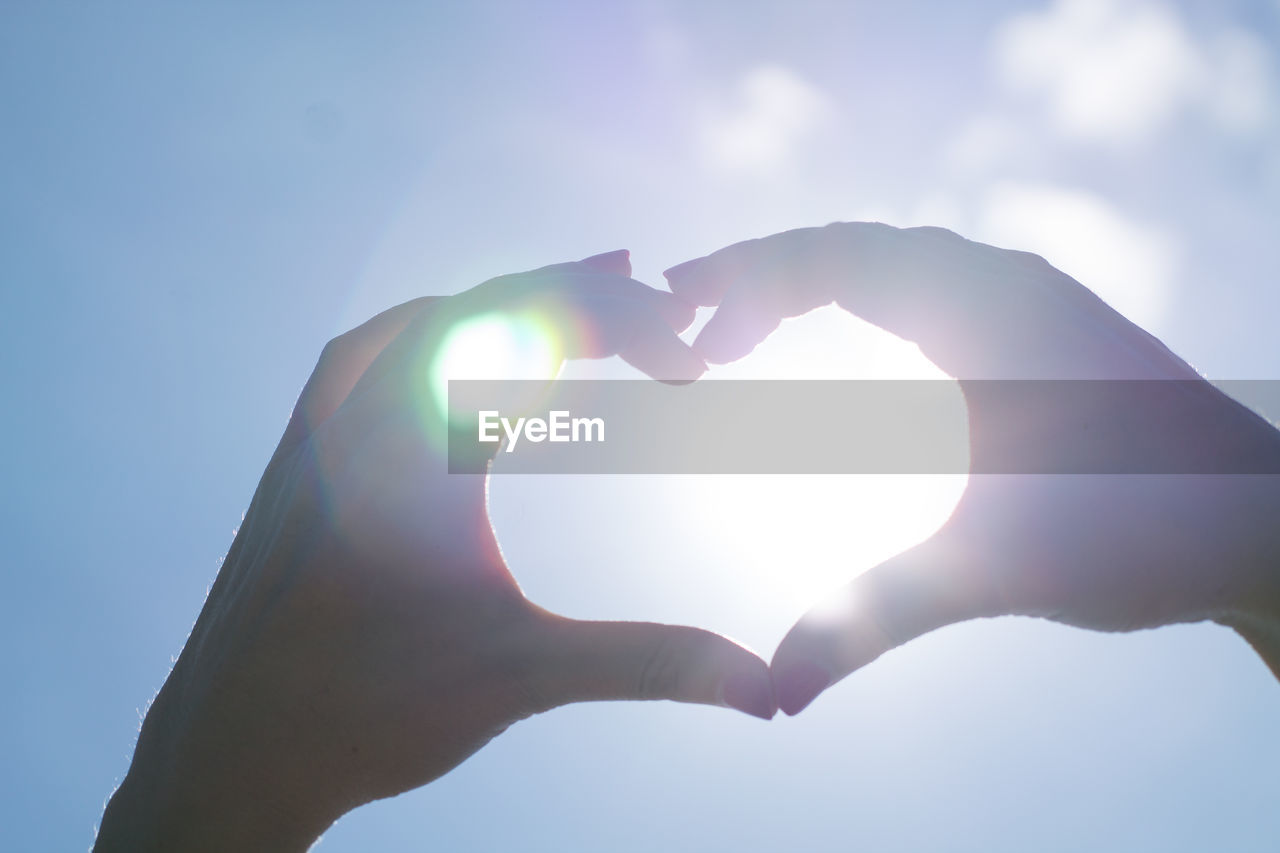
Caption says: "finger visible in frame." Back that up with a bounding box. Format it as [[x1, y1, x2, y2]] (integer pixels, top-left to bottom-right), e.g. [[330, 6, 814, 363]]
[[650, 288, 698, 334], [611, 306, 707, 382], [576, 276, 696, 335], [690, 258, 835, 364], [338, 267, 706, 436], [280, 296, 439, 452], [580, 248, 703, 329], [484, 271, 703, 379], [770, 534, 1003, 716], [532, 249, 632, 279], [665, 229, 838, 363], [482, 259, 696, 334], [531, 250, 693, 331], [823, 223, 1192, 378], [663, 236, 775, 306], [673, 222, 1200, 379], [527, 611, 776, 720], [578, 248, 632, 277], [575, 265, 696, 333]]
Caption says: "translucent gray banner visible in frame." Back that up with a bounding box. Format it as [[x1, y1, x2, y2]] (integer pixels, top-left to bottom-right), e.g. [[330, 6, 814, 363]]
[[446, 380, 1280, 474]]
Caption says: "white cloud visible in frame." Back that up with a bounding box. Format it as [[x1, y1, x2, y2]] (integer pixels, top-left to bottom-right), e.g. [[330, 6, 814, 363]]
[[943, 114, 1032, 177], [973, 181, 1176, 329], [994, 0, 1273, 145], [697, 65, 831, 174], [1203, 29, 1273, 132]]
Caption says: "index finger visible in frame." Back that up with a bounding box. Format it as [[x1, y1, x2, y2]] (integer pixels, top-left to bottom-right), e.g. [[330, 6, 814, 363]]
[[345, 265, 706, 418], [667, 223, 1199, 380]]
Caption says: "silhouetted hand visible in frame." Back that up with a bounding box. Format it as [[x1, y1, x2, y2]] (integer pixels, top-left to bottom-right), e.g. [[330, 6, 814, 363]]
[[95, 251, 775, 852], [665, 223, 1280, 715]]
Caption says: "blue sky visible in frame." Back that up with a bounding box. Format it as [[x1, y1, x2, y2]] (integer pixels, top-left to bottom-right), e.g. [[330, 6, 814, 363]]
[[3, 1, 1280, 850]]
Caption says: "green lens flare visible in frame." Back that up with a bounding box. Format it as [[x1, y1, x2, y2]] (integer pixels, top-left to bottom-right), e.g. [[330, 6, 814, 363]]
[[428, 311, 564, 427]]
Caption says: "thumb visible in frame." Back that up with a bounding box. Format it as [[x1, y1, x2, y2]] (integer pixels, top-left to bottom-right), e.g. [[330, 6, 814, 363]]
[[771, 534, 1003, 716], [527, 611, 776, 720]]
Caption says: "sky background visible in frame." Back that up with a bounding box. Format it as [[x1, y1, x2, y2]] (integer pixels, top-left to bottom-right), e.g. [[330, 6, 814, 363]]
[[3, 1, 1280, 850]]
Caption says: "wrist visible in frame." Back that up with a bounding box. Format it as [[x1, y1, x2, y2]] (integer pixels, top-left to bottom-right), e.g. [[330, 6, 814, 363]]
[[96, 734, 330, 853], [96, 722, 333, 853], [95, 658, 338, 852]]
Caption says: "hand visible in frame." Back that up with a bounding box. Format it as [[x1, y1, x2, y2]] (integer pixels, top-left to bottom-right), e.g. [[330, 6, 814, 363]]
[[664, 223, 1280, 715], [96, 251, 776, 852]]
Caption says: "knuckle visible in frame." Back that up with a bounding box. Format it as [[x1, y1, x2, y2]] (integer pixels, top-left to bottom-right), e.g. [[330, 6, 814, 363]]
[[907, 224, 962, 242], [318, 334, 347, 362], [493, 613, 560, 716], [508, 663, 557, 718], [636, 631, 698, 700]]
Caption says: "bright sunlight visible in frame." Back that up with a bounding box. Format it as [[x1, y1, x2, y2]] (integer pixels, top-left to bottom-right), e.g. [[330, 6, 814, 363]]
[[675, 305, 969, 617]]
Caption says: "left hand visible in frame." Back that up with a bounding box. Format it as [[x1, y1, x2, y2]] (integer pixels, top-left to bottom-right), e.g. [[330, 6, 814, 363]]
[[664, 224, 1280, 716], [95, 251, 776, 853]]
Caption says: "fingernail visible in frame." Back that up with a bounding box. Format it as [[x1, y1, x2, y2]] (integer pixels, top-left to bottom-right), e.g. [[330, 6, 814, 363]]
[[775, 661, 831, 716], [581, 249, 631, 274], [657, 352, 707, 386], [655, 291, 697, 332], [719, 671, 776, 720], [662, 258, 700, 282]]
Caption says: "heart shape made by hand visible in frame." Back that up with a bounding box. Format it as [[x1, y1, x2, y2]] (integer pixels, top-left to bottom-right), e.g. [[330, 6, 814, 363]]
[[487, 300, 968, 682], [112, 225, 1280, 850], [492, 224, 1280, 717]]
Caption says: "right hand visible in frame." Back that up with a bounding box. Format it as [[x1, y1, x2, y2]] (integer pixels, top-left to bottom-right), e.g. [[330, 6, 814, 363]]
[[665, 222, 1280, 714]]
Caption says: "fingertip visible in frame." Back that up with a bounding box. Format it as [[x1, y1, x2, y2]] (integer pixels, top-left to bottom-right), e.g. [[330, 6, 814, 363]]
[[656, 355, 707, 385], [539, 617, 780, 717], [718, 667, 777, 720], [652, 290, 699, 334], [580, 249, 632, 277], [621, 331, 708, 383], [662, 257, 700, 282], [691, 314, 776, 365], [663, 257, 725, 307], [772, 660, 832, 716]]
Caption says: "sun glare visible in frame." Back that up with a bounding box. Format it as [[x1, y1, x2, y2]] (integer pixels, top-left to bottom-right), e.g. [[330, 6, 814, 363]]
[[679, 306, 970, 617], [447, 303, 970, 625], [428, 311, 565, 425]]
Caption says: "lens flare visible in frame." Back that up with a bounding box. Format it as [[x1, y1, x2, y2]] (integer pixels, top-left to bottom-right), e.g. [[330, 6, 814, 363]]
[[425, 310, 565, 435]]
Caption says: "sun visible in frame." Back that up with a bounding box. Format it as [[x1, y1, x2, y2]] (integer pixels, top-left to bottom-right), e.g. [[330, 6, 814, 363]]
[[676, 305, 970, 618]]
